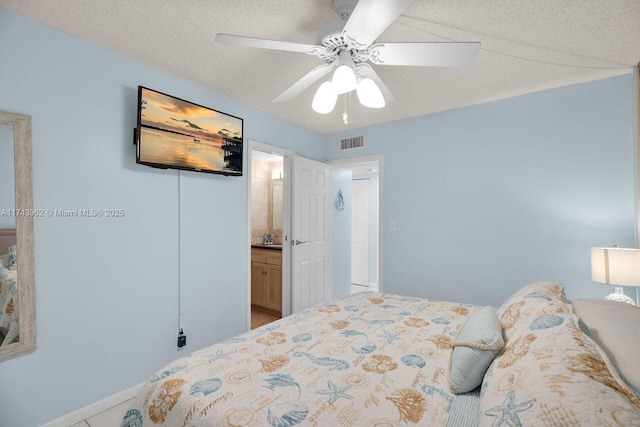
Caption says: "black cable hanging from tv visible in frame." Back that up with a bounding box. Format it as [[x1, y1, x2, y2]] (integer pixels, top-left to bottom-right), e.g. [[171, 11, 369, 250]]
[[177, 171, 185, 346]]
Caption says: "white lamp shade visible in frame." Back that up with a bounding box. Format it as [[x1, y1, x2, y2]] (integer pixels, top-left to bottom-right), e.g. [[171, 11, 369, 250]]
[[356, 77, 385, 108], [312, 81, 338, 114], [591, 247, 640, 286], [332, 65, 357, 94]]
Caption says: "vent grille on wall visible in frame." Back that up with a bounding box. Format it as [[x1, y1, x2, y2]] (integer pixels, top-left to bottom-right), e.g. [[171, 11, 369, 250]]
[[340, 135, 365, 151]]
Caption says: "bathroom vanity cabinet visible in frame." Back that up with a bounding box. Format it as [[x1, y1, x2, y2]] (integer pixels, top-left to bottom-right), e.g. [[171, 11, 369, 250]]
[[251, 246, 282, 315]]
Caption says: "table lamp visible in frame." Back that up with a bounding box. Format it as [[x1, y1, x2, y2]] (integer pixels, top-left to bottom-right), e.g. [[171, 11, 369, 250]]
[[591, 247, 640, 306]]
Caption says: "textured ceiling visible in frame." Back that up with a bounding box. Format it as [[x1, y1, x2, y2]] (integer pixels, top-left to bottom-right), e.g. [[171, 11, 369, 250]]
[[2, 0, 639, 134]]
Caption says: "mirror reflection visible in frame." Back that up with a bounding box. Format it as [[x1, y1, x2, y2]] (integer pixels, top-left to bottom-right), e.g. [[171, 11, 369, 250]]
[[0, 125, 18, 346], [0, 111, 36, 361], [272, 181, 283, 231]]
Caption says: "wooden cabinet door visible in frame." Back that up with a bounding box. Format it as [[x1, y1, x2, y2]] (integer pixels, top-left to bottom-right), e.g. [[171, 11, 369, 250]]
[[265, 265, 282, 311], [251, 262, 265, 306], [251, 248, 282, 314]]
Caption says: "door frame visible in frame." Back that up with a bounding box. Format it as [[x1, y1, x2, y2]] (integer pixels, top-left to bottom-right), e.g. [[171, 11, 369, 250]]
[[247, 140, 295, 331], [329, 155, 383, 293]]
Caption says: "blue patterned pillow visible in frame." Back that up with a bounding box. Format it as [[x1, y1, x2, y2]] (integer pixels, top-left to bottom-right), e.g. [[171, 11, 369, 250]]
[[449, 306, 505, 394], [497, 281, 567, 341], [8, 245, 16, 270]]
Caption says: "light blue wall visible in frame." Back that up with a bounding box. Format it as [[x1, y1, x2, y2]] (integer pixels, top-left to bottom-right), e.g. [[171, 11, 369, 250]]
[[331, 167, 352, 298], [0, 7, 323, 426], [326, 73, 638, 307]]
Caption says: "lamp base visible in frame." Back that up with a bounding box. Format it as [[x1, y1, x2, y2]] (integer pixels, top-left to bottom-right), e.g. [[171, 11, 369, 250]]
[[605, 286, 636, 306]]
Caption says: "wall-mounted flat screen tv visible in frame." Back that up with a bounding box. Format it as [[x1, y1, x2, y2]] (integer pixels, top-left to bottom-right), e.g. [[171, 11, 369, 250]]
[[135, 86, 243, 176]]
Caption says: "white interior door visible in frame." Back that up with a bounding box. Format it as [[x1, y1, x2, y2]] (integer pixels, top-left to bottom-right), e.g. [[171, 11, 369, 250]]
[[351, 178, 370, 286], [291, 156, 332, 313]]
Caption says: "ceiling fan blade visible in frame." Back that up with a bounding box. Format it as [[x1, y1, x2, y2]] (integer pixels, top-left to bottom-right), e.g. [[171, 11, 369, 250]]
[[272, 63, 334, 103], [369, 42, 481, 67], [355, 63, 394, 103], [343, 0, 415, 48], [215, 33, 326, 55]]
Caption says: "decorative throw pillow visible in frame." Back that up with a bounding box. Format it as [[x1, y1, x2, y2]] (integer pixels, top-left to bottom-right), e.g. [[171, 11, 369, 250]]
[[0, 276, 17, 329], [1, 316, 19, 346], [479, 299, 640, 425], [0, 253, 9, 268], [497, 281, 569, 341], [449, 305, 505, 394], [8, 245, 16, 271]]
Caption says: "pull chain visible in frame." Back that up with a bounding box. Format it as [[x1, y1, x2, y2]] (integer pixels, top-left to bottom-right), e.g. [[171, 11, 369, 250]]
[[342, 92, 352, 125]]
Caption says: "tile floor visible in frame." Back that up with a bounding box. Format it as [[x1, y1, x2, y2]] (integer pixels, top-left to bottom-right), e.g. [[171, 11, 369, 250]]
[[70, 398, 132, 427]]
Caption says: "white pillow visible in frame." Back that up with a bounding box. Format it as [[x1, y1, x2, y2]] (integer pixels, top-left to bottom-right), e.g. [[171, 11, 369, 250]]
[[572, 298, 640, 394]]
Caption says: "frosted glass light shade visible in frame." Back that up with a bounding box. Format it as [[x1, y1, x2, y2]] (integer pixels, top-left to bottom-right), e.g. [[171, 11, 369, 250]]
[[312, 81, 338, 114], [356, 77, 385, 108], [332, 65, 357, 94]]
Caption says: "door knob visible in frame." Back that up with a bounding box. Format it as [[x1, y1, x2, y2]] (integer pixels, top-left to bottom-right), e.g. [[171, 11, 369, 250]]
[[294, 240, 307, 245]]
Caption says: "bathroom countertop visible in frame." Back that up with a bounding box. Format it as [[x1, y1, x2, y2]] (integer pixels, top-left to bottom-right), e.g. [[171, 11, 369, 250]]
[[251, 244, 283, 251]]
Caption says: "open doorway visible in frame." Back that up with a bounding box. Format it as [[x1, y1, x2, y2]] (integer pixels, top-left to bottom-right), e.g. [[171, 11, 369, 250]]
[[331, 156, 382, 295], [247, 140, 334, 330], [249, 149, 284, 329], [349, 161, 380, 294]]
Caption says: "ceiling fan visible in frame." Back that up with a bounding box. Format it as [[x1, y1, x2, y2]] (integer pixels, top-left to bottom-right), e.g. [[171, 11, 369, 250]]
[[216, 0, 480, 114]]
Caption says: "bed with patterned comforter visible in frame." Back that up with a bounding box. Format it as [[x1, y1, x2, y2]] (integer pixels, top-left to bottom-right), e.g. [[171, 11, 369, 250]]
[[122, 283, 640, 426]]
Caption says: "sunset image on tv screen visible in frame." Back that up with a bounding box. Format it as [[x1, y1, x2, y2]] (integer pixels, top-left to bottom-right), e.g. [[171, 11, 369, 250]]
[[138, 87, 243, 175]]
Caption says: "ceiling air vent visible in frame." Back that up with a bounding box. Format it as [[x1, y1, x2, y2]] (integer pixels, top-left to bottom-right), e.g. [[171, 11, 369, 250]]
[[340, 134, 365, 151]]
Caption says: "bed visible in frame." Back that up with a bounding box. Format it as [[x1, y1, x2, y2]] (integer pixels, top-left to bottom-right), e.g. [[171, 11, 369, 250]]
[[0, 228, 18, 346], [121, 282, 640, 426]]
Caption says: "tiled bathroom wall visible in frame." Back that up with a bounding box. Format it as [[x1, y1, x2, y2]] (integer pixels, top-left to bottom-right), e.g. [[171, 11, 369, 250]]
[[251, 159, 283, 244]]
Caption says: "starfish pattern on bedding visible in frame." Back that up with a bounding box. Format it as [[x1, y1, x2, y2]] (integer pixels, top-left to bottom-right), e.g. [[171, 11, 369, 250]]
[[484, 390, 536, 427], [316, 381, 354, 405]]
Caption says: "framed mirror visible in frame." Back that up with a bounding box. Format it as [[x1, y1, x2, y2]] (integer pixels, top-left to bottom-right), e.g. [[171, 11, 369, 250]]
[[0, 111, 36, 360]]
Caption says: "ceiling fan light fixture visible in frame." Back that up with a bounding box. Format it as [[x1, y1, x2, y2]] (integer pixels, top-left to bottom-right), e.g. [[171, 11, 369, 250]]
[[356, 77, 385, 108], [332, 50, 357, 94], [332, 64, 357, 94], [218, 0, 482, 123], [312, 81, 338, 114]]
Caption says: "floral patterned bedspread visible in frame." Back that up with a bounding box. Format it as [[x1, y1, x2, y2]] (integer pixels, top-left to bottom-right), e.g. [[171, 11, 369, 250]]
[[122, 292, 478, 427], [0, 266, 18, 346]]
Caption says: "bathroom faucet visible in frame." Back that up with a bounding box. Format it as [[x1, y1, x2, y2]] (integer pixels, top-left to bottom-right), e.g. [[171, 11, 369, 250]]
[[263, 231, 274, 245]]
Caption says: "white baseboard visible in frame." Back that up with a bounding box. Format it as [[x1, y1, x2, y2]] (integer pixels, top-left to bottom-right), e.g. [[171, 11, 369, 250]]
[[40, 382, 144, 427]]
